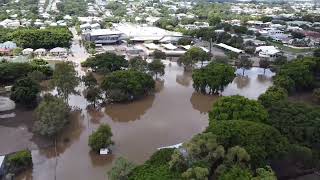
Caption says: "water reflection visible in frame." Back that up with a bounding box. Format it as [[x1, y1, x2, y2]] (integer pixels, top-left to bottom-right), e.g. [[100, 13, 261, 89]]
[[190, 92, 218, 114], [176, 71, 192, 87], [104, 95, 155, 122], [222, 67, 274, 99], [234, 75, 251, 89]]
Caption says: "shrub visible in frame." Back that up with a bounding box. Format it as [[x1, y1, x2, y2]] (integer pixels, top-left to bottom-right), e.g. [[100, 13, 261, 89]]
[[7, 150, 32, 173]]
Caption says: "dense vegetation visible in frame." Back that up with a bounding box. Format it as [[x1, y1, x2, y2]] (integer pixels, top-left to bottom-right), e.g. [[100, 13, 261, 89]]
[[101, 70, 155, 102], [8, 28, 72, 49], [209, 95, 268, 123], [192, 62, 235, 94], [206, 120, 288, 168], [0, 60, 53, 84]]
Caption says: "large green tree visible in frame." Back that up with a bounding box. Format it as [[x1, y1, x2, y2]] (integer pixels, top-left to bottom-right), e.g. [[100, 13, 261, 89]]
[[148, 59, 165, 79], [192, 62, 235, 94], [101, 70, 155, 102], [209, 95, 268, 124], [34, 95, 70, 137], [10, 77, 40, 106], [81, 52, 128, 74]]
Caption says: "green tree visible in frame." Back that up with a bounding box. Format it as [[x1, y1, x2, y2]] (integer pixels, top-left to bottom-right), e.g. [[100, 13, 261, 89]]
[[179, 47, 210, 70], [0, 62, 33, 84], [192, 62, 235, 94], [148, 59, 165, 79], [82, 73, 97, 87], [108, 157, 136, 180], [88, 124, 113, 152], [129, 56, 148, 72], [27, 71, 46, 82], [209, 95, 268, 123], [236, 56, 253, 76], [129, 149, 180, 180], [101, 70, 155, 102], [81, 52, 128, 74], [259, 59, 270, 74], [252, 166, 276, 180], [10, 77, 40, 106], [258, 86, 288, 108], [218, 165, 252, 180], [85, 87, 102, 107], [181, 167, 209, 180], [208, 14, 221, 26], [7, 150, 32, 174], [153, 50, 166, 59], [34, 95, 70, 137], [177, 37, 192, 46], [51, 62, 79, 102], [260, 16, 273, 23], [206, 120, 288, 167]]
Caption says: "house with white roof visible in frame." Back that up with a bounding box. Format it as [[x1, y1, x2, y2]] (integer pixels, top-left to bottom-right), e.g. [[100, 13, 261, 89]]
[[255, 46, 282, 59]]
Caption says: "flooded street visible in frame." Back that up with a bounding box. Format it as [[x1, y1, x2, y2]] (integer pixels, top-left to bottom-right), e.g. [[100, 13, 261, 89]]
[[1, 30, 275, 180]]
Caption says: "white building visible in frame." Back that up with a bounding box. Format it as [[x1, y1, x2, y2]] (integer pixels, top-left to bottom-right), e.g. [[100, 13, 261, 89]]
[[256, 46, 281, 59]]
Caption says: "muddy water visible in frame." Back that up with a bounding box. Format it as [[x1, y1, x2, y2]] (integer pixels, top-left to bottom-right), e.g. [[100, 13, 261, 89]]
[[3, 32, 275, 180], [11, 61, 274, 180]]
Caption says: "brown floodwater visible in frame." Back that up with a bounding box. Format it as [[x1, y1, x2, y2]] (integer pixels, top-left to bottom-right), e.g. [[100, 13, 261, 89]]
[[2, 35, 275, 180]]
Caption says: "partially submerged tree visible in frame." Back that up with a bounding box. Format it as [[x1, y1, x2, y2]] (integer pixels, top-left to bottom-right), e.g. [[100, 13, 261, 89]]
[[34, 95, 70, 137], [192, 62, 235, 94], [235, 56, 253, 76], [148, 59, 165, 79], [129, 56, 148, 72], [81, 52, 128, 74], [51, 62, 79, 102], [101, 70, 155, 102], [179, 47, 210, 70], [82, 73, 97, 88], [259, 58, 271, 74], [88, 124, 113, 152]]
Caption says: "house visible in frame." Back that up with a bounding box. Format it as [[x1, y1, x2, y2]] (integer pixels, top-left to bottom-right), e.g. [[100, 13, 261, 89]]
[[34, 48, 47, 56], [255, 46, 282, 59], [22, 48, 33, 55], [50, 47, 67, 57], [0, 41, 17, 55]]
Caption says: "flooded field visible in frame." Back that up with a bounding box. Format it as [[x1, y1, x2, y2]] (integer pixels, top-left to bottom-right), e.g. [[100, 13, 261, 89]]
[[0, 35, 275, 180]]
